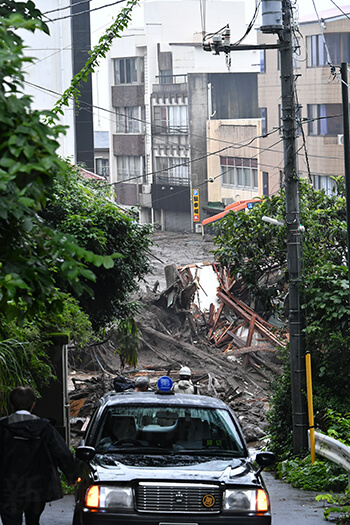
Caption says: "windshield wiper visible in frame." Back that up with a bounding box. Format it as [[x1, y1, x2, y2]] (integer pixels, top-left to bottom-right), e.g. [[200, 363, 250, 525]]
[[173, 449, 243, 457], [107, 446, 173, 454]]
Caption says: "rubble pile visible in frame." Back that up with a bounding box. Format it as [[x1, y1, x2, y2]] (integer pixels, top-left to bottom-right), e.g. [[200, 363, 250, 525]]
[[69, 251, 287, 447]]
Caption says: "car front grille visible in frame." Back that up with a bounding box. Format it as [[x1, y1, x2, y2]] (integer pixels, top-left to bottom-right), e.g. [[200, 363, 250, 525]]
[[136, 482, 221, 513]]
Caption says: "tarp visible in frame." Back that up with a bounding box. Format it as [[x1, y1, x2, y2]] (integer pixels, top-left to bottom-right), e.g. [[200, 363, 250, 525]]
[[202, 199, 261, 227]]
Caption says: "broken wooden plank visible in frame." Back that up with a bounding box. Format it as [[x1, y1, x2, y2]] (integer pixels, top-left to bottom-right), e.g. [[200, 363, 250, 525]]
[[224, 290, 277, 331], [215, 322, 233, 346], [217, 290, 286, 348], [227, 330, 246, 348], [243, 314, 257, 367], [207, 302, 224, 339], [225, 346, 275, 356], [211, 262, 225, 288]]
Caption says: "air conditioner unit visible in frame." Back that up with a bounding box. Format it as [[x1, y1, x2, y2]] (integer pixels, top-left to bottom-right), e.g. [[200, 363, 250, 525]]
[[338, 134, 344, 145], [142, 184, 151, 193]]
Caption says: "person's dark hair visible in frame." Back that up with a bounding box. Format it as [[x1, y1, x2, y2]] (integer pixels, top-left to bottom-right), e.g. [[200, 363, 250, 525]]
[[9, 386, 36, 412]]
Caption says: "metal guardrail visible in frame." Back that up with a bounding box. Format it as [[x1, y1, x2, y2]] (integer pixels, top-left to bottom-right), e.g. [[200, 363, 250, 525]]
[[310, 430, 350, 485]]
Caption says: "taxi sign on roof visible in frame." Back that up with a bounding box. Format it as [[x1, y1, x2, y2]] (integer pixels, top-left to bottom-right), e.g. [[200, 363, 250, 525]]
[[157, 376, 173, 392]]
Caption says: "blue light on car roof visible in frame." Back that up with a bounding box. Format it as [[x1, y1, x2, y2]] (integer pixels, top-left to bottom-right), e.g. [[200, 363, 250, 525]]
[[157, 376, 173, 392]]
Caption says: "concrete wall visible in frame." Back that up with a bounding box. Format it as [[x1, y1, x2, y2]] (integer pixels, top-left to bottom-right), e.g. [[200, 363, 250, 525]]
[[207, 119, 262, 205]]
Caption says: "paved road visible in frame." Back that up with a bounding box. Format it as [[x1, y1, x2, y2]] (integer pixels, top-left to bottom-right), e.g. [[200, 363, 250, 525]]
[[36, 472, 328, 525]]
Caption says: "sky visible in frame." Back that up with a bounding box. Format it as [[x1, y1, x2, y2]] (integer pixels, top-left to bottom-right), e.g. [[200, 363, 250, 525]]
[[244, 0, 350, 22], [296, 0, 350, 17]]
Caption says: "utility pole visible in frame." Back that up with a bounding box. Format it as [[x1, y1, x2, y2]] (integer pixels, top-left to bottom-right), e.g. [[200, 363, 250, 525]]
[[203, 0, 308, 453], [278, 0, 308, 453], [340, 63, 350, 298]]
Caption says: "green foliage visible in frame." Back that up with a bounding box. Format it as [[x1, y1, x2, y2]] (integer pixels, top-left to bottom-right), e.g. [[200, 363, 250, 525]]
[[0, 3, 154, 393], [0, 294, 94, 414], [0, 337, 53, 414], [322, 409, 350, 445], [276, 455, 347, 492], [266, 350, 293, 459], [40, 166, 154, 330], [113, 316, 141, 368], [316, 489, 350, 523], [0, 12, 118, 322], [213, 178, 350, 460], [0, 1, 49, 34]]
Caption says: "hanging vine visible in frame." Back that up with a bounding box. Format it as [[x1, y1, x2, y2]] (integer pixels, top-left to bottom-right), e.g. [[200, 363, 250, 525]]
[[53, 0, 140, 115]]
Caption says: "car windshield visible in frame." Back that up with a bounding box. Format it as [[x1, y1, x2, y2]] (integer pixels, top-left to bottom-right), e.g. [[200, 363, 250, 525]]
[[94, 405, 246, 456]]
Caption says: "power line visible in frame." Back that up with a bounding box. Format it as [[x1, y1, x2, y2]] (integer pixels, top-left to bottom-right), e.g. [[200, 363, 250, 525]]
[[311, 0, 334, 69], [328, 0, 350, 22], [45, 0, 128, 23], [43, 0, 91, 15], [25, 76, 346, 181]]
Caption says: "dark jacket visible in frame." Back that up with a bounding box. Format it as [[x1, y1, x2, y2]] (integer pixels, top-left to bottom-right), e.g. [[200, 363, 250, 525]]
[[0, 412, 76, 507]]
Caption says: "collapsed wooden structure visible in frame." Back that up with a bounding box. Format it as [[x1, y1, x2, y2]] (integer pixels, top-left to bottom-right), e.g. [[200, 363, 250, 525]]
[[175, 262, 288, 370]]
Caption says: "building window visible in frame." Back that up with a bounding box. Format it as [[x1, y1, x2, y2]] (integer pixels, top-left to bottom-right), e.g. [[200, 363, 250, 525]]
[[261, 108, 267, 136], [307, 33, 350, 67], [307, 103, 342, 136], [260, 49, 266, 73], [220, 157, 258, 189], [262, 172, 269, 196], [153, 105, 188, 134], [116, 106, 145, 134], [313, 175, 336, 195], [155, 157, 190, 186], [114, 57, 144, 84], [116, 156, 144, 182], [96, 158, 109, 177]]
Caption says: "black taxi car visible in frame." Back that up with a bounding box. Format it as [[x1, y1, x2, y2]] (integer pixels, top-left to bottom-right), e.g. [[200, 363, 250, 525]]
[[73, 378, 275, 525]]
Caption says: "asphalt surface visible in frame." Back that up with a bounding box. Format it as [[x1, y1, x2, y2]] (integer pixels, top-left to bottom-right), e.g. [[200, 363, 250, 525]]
[[34, 472, 329, 525]]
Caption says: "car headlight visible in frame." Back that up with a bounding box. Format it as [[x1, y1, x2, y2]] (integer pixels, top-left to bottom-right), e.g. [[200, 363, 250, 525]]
[[86, 485, 133, 509], [223, 488, 269, 513]]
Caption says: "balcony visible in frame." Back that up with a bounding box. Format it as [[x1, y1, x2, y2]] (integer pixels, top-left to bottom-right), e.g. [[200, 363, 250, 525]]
[[152, 74, 188, 96]]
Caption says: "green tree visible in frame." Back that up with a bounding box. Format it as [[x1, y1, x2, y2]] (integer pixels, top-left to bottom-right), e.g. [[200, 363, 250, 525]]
[[0, 12, 115, 322], [40, 166, 153, 330], [213, 178, 350, 457], [0, 1, 148, 393]]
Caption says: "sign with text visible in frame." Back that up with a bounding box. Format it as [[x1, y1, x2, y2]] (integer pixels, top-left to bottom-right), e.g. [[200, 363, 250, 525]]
[[192, 189, 200, 222]]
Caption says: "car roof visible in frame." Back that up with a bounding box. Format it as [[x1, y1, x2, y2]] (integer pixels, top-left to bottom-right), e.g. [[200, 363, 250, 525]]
[[98, 391, 231, 410]]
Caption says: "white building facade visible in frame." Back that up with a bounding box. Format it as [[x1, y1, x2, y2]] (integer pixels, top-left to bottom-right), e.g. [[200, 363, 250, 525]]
[[107, 0, 261, 231]]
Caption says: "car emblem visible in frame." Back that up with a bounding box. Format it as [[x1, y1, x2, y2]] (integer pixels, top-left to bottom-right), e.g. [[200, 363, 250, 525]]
[[175, 491, 184, 503], [202, 494, 216, 508]]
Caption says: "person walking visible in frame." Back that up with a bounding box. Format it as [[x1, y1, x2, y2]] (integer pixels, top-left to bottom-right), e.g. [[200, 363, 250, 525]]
[[0, 386, 77, 525]]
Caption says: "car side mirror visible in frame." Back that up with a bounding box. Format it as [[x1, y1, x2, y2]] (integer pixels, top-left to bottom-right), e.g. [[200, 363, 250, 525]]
[[76, 446, 96, 462], [255, 451, 276, 473]]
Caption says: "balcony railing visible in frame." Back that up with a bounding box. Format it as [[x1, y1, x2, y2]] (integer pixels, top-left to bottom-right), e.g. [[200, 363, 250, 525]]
[[155, 74, 188, 85]]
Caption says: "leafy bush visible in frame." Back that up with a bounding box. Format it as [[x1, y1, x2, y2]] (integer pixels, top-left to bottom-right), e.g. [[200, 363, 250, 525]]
[[277, 455, 347, 492], [316, 489, 350, 523]]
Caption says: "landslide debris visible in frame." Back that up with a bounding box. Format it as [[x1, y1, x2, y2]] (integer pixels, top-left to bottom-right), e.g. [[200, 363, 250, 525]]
[[69, 233, 285, 446]]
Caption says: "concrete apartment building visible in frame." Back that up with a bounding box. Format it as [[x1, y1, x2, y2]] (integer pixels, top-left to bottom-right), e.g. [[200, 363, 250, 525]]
[[107, 0, 262, 231], [258, 5, 350, 196]]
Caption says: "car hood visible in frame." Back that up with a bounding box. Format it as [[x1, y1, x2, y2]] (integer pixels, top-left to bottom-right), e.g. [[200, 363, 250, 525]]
[[92, 454, 259, 485]]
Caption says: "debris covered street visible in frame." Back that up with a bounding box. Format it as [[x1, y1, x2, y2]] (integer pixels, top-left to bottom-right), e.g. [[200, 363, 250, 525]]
[[69, 232, 286, 446]]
